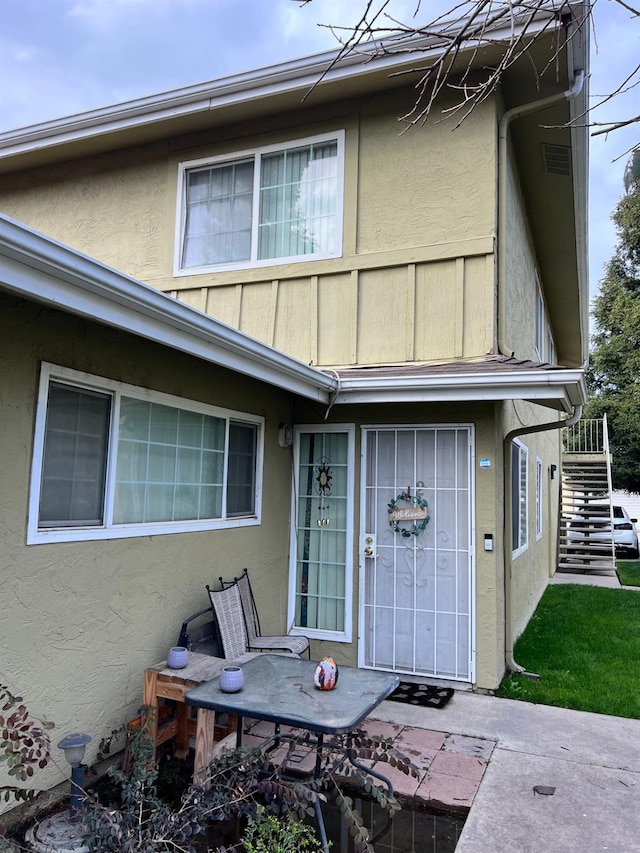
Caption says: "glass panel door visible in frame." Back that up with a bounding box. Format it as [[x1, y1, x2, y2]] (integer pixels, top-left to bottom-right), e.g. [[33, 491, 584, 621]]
[[290, 426, 353, 641]]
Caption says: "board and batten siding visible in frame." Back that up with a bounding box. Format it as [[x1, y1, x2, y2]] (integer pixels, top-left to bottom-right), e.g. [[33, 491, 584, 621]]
[[169, 238, 495, 369]]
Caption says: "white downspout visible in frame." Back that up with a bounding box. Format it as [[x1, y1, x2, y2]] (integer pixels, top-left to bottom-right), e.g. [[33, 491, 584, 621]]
[[497, 70, 585, 357], [497, 58, 585, 676]]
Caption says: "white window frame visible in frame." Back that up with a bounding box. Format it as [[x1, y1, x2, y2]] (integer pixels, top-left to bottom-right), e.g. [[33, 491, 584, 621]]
[[534, 276, 545, 361], [174, 130, 345, 276], [287, 423, 355, 644], [28, 363, 264, 544], [534, 275, 556, 364], [512, 438, 528, 558], [536, 456, 543, 540]]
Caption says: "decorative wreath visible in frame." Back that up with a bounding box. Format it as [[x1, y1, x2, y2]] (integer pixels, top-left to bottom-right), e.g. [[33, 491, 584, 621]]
[[388, 492, 430, 538]]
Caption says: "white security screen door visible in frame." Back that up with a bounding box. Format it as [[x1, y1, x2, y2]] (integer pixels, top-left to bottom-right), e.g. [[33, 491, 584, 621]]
[[360, 426, 474, 681]]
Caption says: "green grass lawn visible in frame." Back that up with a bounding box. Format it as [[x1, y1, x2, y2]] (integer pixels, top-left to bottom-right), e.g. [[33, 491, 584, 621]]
[[496, 583, 640, 718], [616, 560, 640, 586]]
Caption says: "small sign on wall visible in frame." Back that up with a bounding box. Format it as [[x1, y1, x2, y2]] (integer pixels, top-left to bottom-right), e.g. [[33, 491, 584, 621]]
[[479, 457, 491, 469]]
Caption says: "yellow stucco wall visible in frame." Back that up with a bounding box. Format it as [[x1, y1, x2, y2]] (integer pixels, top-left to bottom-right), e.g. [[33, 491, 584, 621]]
[[0, 90, 498, 370], [502, 152, 543, 362], [0, 292, 296, 790], [503, 401, 562, 645]]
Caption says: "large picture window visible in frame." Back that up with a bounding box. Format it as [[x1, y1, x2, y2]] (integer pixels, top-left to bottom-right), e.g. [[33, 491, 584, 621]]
[[289, 425, 354, 642], [176, 131, 344, 273], [29, 364, 262, 543]]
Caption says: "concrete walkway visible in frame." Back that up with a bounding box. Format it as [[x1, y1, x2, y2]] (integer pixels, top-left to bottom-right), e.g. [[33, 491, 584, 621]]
[[372, 691, 640, 852], [368, 569, 640, 852], [252, 570, 640, 850], [550, 570, 621, 588]]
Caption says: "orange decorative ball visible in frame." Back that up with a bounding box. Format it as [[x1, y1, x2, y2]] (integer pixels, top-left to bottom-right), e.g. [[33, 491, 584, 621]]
[[314, 657, 339, 690]]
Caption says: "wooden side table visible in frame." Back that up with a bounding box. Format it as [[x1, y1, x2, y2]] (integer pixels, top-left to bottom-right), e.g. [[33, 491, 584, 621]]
[[143, 652, 253, 781]]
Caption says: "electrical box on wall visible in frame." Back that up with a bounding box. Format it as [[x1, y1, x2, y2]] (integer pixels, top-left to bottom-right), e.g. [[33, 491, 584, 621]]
[[278, 424, 293, 447], [484, 534, 494, 552]]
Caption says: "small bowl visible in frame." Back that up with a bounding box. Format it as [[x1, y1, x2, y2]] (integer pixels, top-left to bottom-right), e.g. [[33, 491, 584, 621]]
[[219, 665, 244, 693], [167, 646, 189, 669]]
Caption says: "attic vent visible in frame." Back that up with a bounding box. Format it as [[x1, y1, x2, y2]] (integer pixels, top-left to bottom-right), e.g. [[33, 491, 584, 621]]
[[542, 144, 571, 176]]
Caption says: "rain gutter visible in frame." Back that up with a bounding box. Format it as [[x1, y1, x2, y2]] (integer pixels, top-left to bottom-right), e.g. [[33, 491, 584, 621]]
[[0, 214, 337, 404]]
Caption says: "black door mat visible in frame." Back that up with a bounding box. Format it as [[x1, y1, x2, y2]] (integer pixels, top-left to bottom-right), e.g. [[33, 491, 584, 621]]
[[388, 682, 455, 709]]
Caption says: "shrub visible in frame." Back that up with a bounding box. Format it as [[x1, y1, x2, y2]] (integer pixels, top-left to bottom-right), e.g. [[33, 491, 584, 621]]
[[0, 683, 54, 804], [82, 718, 419, 853]]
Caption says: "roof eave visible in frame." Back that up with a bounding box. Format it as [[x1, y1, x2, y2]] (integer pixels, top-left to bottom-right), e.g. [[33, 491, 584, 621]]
[[334, 369, 587, 413], [0, 214, 336, 404], [0, 11, 559, 164]]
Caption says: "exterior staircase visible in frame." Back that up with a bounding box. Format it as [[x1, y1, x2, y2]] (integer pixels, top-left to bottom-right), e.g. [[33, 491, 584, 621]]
[[557, 417, 616, 574]]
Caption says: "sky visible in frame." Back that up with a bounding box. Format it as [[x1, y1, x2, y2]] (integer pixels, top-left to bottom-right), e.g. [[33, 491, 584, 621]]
[[0, 0, 638, 321]]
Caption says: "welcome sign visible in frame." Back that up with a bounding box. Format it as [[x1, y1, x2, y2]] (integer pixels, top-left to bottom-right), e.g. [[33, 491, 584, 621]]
[[389, 506, 429, 522]]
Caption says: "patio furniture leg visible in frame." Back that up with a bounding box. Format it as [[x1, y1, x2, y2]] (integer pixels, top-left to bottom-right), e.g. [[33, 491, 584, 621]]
[[312, 796, 330, 853], [345, 734, 394, 795], [235, 715, 244, 749], [194, 708, 216, 785], [142, 668, 159, 762], [174, 702, 190, 759]]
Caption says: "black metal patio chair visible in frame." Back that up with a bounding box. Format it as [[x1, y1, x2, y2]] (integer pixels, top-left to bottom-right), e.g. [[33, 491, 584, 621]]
[[177, 605, 222, 657]]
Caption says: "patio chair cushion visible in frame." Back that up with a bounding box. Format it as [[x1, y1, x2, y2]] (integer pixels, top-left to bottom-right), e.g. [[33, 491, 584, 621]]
[[247, 633, 310, 656]]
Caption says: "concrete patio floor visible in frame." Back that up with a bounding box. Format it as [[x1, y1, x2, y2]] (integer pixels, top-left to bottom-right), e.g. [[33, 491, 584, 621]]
[[243, 715, 495, 815], [243, 680, 640, 852]]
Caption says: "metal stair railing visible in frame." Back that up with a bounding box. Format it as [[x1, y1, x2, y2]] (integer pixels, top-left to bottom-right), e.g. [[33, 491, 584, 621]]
[[562, 417, 604, 454], [558, 415, 616, 574]]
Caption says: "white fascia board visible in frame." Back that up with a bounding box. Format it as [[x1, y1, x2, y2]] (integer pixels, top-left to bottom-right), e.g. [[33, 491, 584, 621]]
[[335, 369, 587, 412], [0, 13, 556, 159], [0, 216, 336, 403]]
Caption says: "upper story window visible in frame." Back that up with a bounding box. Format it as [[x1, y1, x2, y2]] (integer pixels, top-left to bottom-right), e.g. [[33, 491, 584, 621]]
[[28, 364, 263, 544], [176, 131, 345, 274]]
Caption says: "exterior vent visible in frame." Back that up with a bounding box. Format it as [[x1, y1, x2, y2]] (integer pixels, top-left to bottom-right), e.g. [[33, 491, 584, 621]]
[[542, 144, 571, 176]]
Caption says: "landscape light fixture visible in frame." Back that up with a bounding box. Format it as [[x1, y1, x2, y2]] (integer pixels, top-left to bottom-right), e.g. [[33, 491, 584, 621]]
[[58, 732, 92, 822]]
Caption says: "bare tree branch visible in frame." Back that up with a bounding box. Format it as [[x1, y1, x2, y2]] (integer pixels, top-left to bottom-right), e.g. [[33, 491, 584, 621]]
[[593, 114, 640, 136], [294, 0, 639, 137]]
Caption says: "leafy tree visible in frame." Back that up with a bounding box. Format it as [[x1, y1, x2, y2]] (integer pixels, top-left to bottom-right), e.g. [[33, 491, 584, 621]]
[[585, 174, 640, 492]]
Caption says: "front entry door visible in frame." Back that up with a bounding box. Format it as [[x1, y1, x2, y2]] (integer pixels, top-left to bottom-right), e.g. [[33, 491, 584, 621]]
[[360, 426, 474, 681]]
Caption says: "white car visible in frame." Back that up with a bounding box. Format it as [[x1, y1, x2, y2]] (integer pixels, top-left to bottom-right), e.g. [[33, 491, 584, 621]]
[[568, 505, 640, 559]]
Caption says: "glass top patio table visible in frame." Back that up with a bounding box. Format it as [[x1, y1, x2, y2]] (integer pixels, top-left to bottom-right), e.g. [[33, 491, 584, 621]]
[[185, 654, 399, 735]]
